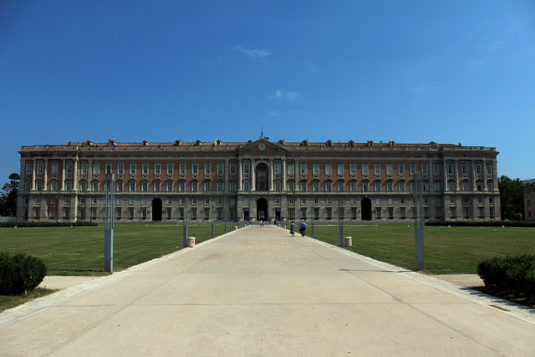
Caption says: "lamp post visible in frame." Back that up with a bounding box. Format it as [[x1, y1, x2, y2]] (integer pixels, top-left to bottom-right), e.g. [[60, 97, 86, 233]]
[[104, 173, 115, 273], [413, 174, 424, 271]]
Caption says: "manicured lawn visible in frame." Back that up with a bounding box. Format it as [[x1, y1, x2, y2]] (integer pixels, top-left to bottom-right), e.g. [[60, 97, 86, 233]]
[[0, 223, 231, 276], [0, 288, 56, 312], [312, 223, 535, 274]]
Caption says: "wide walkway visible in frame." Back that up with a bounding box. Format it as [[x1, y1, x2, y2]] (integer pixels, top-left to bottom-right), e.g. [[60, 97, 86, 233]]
[[1, 226, 534, 356]]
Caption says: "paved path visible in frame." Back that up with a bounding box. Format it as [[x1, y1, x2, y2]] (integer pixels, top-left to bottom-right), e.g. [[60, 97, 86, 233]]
[[1, 226, 534, 356]]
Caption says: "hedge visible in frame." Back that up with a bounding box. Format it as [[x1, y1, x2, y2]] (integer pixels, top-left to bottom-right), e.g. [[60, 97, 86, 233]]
[[426, 221, 535, 228], [477, 255, 535, 298], [0, 222, 98, 228], [0, 251, 47, 295]]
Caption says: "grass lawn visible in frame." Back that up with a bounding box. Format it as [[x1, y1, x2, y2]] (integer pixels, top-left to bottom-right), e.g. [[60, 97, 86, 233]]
[[312, 223, 535, 274], [0, 223, 230, 276]]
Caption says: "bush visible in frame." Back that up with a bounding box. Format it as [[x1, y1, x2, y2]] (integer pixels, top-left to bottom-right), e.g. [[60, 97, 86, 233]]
[[477, 255, 535, 298], [0, 222, 98, 228], [0, 251, 47, 295]]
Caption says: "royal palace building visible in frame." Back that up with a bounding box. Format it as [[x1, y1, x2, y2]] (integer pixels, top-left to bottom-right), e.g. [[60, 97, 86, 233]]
[[17, 138, 501, 223]]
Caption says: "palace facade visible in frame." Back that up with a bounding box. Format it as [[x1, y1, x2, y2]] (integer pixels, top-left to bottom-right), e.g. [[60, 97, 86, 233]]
[[17, 138, 501, 223]]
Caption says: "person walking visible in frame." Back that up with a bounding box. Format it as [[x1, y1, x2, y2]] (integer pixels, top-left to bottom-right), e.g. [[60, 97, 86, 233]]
[[290, 221, 295, 237], [299, 219, 307, 237]]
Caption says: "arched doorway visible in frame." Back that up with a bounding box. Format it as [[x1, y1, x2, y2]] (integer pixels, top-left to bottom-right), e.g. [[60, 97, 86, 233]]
[[152, 198, 162, 221], [257, 198, 268, 221], [255, 163, 269, 191], [361, 198, 372, 221]]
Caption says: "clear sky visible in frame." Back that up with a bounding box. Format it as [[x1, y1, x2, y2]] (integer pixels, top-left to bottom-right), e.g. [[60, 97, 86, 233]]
[[1, 1, 534, 183]]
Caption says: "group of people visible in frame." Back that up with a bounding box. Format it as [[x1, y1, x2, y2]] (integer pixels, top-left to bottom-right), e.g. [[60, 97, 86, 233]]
[[290, 219, 307, 237]]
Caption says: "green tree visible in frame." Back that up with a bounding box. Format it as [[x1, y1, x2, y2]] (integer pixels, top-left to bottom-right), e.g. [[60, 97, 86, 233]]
[[0, 173, 19, 216], [499, 175, 525, 220]]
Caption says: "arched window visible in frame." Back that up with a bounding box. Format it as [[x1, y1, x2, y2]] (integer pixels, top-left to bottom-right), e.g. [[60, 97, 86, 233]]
[[313, 180, 320, 192], [461, 180, 469, 191], [324, 180, 332, 192], [287, 180, 295, 192], [374, 180, 381, 192], [350, 180, 357, 192], [398, 180, 405, 192], [337, 180, 345, 192], [91, 180, 99, 192], [129, 180, 136, 192], [141, 180, 148, 192], [476, 180, 483, 191], [386, 180, 393, 192], [362, 180, 369, 192], [204, 180, 211, 192], [300, 180, 307, 192], [79, 180, 87, 192], [116, 180, 123, 192], [153, 180, 161, 192], [166, 180, 173, 192], [191, 180, 198, 192]]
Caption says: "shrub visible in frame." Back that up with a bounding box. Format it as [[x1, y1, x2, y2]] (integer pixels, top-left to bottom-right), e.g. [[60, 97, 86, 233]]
[[477, 255, 535, 298], [0, 251, 47, 295]]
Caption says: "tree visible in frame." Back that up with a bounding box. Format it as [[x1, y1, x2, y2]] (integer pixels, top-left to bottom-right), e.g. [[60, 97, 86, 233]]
[[0, 173, 19, 216], [498, 175, 525, 220]]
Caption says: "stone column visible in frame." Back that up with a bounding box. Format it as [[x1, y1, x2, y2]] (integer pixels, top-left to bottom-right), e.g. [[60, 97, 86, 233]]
[[251, 158, 256, 191], [43, 159, 48, 191], [61, 158, 66, 191], [73, 156, 79, 191], [269, 159, 274, 191], [282, 158, 287, 191], [31, 158, 36, 191]]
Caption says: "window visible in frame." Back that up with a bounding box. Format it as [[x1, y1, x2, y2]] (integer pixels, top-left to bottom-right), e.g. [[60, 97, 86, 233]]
[[118, 163, 124, 175], [117, 181, 123, 192], [274, 162, 281, 175], [229, 182, 236, 192], [313, 163, 320, 175], [191, 181, 198, 192], [398, 164, 405, 176], [461, 180, 469, 191], [461, 164, 468, 176], [243, 180, 249, 191], [180, 163, 187, 175], [192, 163, 199, 175], [486, 164, 492, 175], [337, 181, 344, 192], [376, 207, 382, 219], [81, 163, 88, 175], [300, 163, 307, 175], [362, 180, 369, 192], [337, 164, 344, 175], [204, 180, 211, 192], [66, 162, 73, 174], [447, 164, 454, 175], [448, 180, 455, 191], [325, 163, 332, 175], [488, 181, 494, 191], [398, 180, 405, 192], [475, 164, 482, 175], [154, 163, 161, 175], [386, 180, 393, 192], [350, 163, 357, 175], [91, 180, 99, 192], [433, 164, 440, 175], [35, 180, 43, 191], [230, 163, 236, 175], [476, 180, 483, 191], [51, 180, 58, 191], [275, 180, 282, 191], [26, 162, 33, 174], [243, 162, 250, 174], [52, 163, 59, 175], [80, 181, 87, 191], [167, 163, 174, 175], [288, 181, 295, 191], [129, 180, 136, 192], [179, 180, 185, 192], [386, 164, 393, 176], [324, 180, 332, 192], [154, 180, 161, 192], [410, 164, 416, 175], [422, 164, 428, 176], [217, 181, 224, 192], [141, 180, 148, 192], [142, 163, 149, 175], [204, 163, 211, 175], [313, 180, 320, 192], [167, 180, 173, 191], [130, 163, 136, 174], [350, 181, 357, 192], [433, 182, 441, 192], [374, 164, 381, 176], [362, 163, 368, 176], [300, 180, 307, 192], [287, 163, 295, 175], [217, 163, 224, 175], [374, 180, 381, 192]]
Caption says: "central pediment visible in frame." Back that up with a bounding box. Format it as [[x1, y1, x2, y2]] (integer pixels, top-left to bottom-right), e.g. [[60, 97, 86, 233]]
[[238, 139, 288, 155]]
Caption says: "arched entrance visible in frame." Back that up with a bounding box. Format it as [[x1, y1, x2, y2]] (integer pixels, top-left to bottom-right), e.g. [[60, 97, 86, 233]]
[[255, 163, 269, 191], [257, 198, 268, 221], [152, 198, 162, 221], [361, 198, 372, 221]]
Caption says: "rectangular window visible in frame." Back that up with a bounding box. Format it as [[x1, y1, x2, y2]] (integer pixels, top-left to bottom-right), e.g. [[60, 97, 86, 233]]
[[217, 181, 224, 192], [129, 181, 136, 192], [243, 180, 249, 191], [26, 162, 33, 174], [313, 163, 320, 175], [475, 164, 482, 175], [36, 162, 43, 174], [374, 164, 381, 176], [167, 181, 173, 191], [386, 181, 393, 192], [191, 181, 198, 192], [362, 163, 368, 176], [398, 164, 405, 176], [486, 164, 492, 175], [398, 181, 405, 191], [66, 162, 73, 174], [300, 181, 307, 192], [287, 163, 295, 175], [204, 181, 211, 192], [313, 181, 320, 192], [461, 164, 468, 176], [118, 163, 124, 175], [217, 163, 224, 175], [192, 163, 199, 175], [93, 163, 100, 175], [52, 163, 59, 175], [81, 163, 88, 175], [350, 181, 357, 192], [230, 163, 236, 175], [130, 163, 136, 174], [142, 163, 149, 175], [243, 162, 250, 174], [274, 162, 281, 175], [300, 163, 307, 175], [324, 163, 332, 175], [325, 181, 332, 192], [229, 182, 236, 192], [180, 163, 187, 175], [433, 164, 440, 175], [153, 163, 160, 175], [350, 163, 357, 175], [362, 181, 369, 191], [374, 181, 381, 192], [410, 164, 416, 175], [106, 163, 112, 174], [448, 164, 454, 175], [422, 164, 428, 176], [204, 163, 211, 175], [386, 164, 392, 176], [167, 163, 174, 174], [337, 164, 344, 175]]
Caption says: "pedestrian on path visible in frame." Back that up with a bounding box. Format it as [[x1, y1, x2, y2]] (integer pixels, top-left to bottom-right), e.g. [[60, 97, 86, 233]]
[[290, 221, 295, 236], [299, 219, 307, 237]]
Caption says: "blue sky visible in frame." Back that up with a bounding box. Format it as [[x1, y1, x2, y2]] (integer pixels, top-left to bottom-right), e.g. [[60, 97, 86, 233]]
[[1, 1, 534, 183]]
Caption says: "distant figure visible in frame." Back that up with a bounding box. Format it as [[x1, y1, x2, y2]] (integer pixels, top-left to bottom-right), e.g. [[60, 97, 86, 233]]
[[273, 219, 277, 226], [260, 220, 264, 227], [299, 219, 307, 237], [290, 221, 295, 236]]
